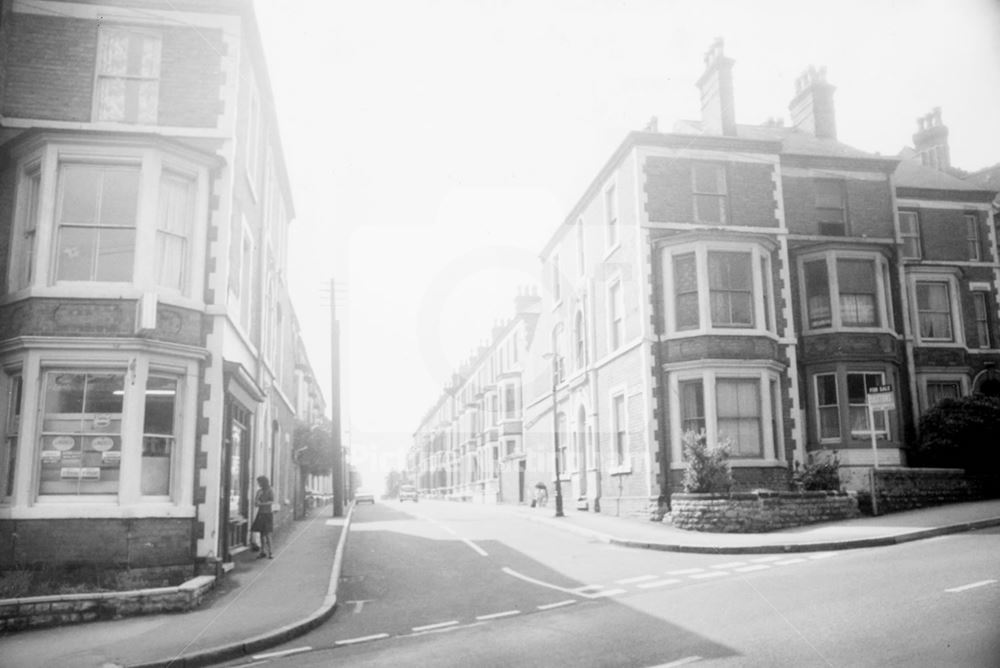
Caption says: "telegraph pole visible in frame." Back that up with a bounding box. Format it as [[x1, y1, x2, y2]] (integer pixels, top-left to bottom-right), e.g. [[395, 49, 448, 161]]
[[330, 277, 344, 517]]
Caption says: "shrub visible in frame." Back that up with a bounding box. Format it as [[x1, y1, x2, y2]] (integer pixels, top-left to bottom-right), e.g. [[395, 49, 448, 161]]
[[0, 569, 33, 599], [681, 430, 733, 494], [794, 452, 842, 491], [915, 394, 1000, 470]]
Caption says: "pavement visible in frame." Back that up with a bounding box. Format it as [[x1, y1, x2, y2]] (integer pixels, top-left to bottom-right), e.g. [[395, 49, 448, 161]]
[[2, 498, 999, 668]]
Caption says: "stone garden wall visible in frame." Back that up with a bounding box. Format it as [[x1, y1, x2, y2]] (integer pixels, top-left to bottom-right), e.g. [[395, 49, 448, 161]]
[[873, 468, 1000, 515], [670, 491, 859, 533]]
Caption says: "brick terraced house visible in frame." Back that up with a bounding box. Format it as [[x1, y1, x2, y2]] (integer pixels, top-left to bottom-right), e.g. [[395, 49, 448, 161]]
[[0, 0, 326, 575], [409, 40, 999, 517]]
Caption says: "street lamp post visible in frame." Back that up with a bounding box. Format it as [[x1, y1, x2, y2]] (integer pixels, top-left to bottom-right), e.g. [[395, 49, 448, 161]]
[[547, 354, 565, 518]]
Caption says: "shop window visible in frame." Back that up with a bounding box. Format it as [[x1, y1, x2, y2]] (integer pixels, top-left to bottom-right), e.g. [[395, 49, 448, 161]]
[[692, 163, 727, 224], [95, 27, 161, 124], [39, 371, 125, 495], [899, 211, 921, 260], [141, 376, 178, 496]]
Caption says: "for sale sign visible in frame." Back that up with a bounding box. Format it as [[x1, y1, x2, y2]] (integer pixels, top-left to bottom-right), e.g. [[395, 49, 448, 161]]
[[867, 384, 895, 410]]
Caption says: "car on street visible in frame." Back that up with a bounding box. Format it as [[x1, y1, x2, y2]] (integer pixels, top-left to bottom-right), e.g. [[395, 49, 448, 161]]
[[354, 489, 375, 504], [399, 484, 419, 502]]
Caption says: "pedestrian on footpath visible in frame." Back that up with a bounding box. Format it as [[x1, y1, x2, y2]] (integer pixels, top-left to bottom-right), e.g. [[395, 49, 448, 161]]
[[534, 481, 548, 508], [252, 475, 274, 559]]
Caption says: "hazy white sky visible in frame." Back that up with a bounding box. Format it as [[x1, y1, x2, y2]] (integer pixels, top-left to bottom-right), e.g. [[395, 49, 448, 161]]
[[253, 0, 1000, 484]]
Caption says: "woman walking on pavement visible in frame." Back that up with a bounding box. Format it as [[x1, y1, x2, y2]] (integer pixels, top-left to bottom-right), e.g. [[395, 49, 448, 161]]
[[252, 475, 274, 559]]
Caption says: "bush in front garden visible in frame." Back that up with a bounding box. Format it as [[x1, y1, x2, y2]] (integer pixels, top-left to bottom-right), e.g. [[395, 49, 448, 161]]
[[915, 394, 1000, 470], [793, 452, 842, 491], [681, 430, 733, 494]]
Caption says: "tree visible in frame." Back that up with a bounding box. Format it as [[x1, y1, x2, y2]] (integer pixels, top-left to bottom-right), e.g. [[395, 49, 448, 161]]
[[915, 394, 1000, 470], [293, 421, 335, 476]]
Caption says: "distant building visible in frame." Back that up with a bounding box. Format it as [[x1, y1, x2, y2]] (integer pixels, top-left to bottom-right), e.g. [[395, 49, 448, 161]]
[[409, 40, 998, 518], [0, 0, 327, 573]]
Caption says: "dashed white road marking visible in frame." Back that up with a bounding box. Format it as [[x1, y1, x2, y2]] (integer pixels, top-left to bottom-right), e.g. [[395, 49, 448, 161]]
[[945, 579, 996, 593], [712, 561, 747, 569], [409, 621, 486, 637], [587, 588, 627, 598], [809, 552, 837, 560], [334, 634, 390, 646], [774, 558, 806, 565], [415, 514, 489, 557], [251, 647, 312, 659], [617, 575, 658, 584], [538, 599, 577, 610], [412, 620, 459, 632], [733, 564, 771, 573], [750, 555, 785, 563], [476, 609, 521, 620], [653, 656, 703, 667], [637, 578, 681, 589], [667, 568, 704, 575], [690, 571, 728, 580]]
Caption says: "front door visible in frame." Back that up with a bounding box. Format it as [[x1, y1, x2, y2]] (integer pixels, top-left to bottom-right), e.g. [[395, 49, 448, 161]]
[[222, 400, 251, 560]]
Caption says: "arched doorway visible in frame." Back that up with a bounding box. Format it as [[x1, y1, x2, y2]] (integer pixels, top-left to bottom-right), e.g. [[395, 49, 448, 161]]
[[973, 368, 1000, 398]]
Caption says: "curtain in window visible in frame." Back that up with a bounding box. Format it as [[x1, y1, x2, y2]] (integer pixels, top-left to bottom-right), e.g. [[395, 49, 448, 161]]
[[155, 174, 193, 291], [926, 381, 960, 408], [97, 31, 160, 123], [847, 373, 886, 437], [837, 259, 877, 326], [716, 379, 762, 457], [679, 380, 705, 435], [917, 282, 952, 339], [804, 260, 831, 328]]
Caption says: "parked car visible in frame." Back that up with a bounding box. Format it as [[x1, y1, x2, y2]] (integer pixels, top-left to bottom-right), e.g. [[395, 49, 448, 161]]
[[354, 489, 375, 504], [399, 484, 419, 502]]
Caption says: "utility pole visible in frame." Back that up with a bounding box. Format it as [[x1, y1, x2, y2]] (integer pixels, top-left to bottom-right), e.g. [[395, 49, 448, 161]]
[[330, 277, 344, 517]]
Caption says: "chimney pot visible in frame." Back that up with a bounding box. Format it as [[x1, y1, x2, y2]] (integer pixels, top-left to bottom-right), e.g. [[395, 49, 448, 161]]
[[695, 37, 737, 136], [912, 107, 950, 171], [788, 64, 837, 139]]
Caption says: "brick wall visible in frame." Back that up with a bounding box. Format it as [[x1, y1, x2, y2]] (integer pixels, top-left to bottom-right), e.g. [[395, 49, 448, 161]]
[[873, 467, 1000, 514], [667, 465, 792, 496], [670, 490, 859, 532], [915, 208, 986, 262], [659, 335, 779, 364], [159, 25, 225, 127], [3, 13, 96, 122], [782, 176, 893, 236], [0, 166, 15, 294], [644, 157, 776, 226], [0, 518, 195, 568]]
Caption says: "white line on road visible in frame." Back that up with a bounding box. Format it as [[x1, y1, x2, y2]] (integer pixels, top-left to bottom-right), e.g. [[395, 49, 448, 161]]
[[808, 552, 837, 559], [666, 568, 704, 575], [538, 599, 577, 610], [945, 579, 997, 593], [617, 575, 658, 584], [586, 588, 627, 598], [573, 584, 605, 593], [774, 558, 806, 565], [749, 556, 785, 563], [712, 561, 747, 569], [334, 634, 390, 646], [690, 571, 728, 579], [476, 609, 521, 620], [251, 646, 312, 659], [637, 578, 681, 589], [409, 621, 486, 637], [653, 656, 703, 667], [415, 514, 489, 557], [502, 567, 581, 596], [412, 620, 460, 632], [733, 565, 771, 573]]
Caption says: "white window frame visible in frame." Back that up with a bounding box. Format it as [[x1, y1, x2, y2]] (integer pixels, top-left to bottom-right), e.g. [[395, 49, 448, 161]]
[[574, 309, 587, 370], [5, 141, 209, 306], [918, 374, 969, 413], [971, 290, 992, 349], [0, 368, 23, 502], [609, 389, 628, 472], [813, 372, 841, 443], [908, 271, 964, 347], [815, 178, 847, 236], [93, 26, 162, 125], [691, 162, 727, 224], [662, 240, 775, 338], [797, 251, 893, 335], [846, 371, 889, 440], [669, 366, 782, 465], [7, 161, 41, 292], [898, 211, 921, 260]]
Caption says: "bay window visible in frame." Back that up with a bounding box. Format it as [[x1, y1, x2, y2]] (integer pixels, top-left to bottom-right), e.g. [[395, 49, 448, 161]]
[[847, 372, 888, 439], [6, 137, 209, 301], [815, 373, 840, 440], [663, 242, 774, 336], [925, 380, 961, 409], [2, 373, 22, 499], [972, 292, 991, 349], [799, 252, 891, 332], [141, 376, 178, 496], [810, 367, 892, 444], [671, 368, 782, 462]]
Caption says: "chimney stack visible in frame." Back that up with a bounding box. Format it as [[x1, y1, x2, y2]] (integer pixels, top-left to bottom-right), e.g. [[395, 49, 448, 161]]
[[913, 107, 950, 171], [513, 285, 541, 315], [696, 38, 737, 136], [789, 66, 837, 140]]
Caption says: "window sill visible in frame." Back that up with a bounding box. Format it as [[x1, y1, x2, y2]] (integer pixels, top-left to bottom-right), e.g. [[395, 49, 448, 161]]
[[609, 464, 632, 476]]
